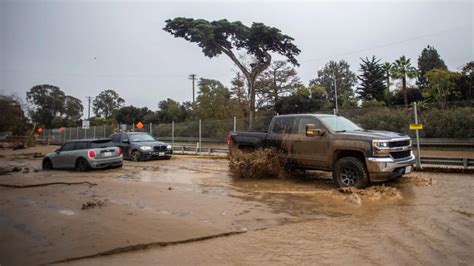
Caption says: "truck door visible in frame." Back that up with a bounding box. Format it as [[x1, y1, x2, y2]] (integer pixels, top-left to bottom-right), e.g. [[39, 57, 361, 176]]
[[293, 117, 329, 169], [267, 117, 298, 161]]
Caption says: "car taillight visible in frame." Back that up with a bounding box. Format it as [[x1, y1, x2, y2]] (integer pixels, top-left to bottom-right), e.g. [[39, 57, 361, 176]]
[[118, 147, 122, 156], [227, 132, 231, 145], [88, 150, 96, 158]]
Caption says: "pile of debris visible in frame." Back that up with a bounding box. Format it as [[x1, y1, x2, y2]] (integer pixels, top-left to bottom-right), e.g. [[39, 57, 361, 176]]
[[0, 136, 28, 150]]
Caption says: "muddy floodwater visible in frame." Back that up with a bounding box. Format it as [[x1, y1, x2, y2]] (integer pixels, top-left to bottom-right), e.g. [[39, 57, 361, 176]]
[[0, 146, 473, 265]]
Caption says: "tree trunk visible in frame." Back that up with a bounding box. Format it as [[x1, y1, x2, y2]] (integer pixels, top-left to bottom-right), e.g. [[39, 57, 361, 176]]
[[403, 76, 408, 108], [248, 80, 256, 130]]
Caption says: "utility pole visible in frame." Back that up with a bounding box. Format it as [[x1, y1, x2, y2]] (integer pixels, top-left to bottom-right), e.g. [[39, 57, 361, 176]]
[[188, 74, 197, 106], [86, 96, 93, 120], [333, 71, 338, 116]]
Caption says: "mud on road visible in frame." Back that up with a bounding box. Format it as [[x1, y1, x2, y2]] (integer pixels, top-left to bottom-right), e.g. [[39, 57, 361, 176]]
[[0, 146, 473, 265]]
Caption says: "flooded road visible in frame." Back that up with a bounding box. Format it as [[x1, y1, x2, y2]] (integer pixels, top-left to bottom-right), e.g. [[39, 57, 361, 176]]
[[0, 146, 473, 265]]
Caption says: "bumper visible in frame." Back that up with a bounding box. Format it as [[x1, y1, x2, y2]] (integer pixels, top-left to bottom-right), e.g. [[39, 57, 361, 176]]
[[366, 152, 416, 181], [89, 157, 123, 169], [142, 150, 173, 160]]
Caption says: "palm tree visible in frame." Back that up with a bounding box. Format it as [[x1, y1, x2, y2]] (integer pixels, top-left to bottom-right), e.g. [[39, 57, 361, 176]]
[[391, 56, 417, 108]]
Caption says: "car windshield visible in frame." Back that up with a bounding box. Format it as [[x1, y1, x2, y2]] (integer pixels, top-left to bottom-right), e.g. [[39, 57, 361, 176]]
[[129, 134, 155, 142], [319, 116, 363, 132]]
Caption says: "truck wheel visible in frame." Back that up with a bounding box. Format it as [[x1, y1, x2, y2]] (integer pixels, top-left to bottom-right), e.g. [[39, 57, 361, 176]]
[[131, 151, 142, 162], [333, 157, 369, 189], [75, 158, 91, 172]]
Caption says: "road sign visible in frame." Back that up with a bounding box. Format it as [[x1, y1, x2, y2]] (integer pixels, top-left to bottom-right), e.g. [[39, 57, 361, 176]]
[[82, 120, 90, 129], [409, 123, 423, 130], [136, 121, 144, 129], [37, 128, 43, 133]]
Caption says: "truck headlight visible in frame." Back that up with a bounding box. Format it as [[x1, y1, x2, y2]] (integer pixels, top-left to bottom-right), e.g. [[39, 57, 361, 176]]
[[372, 140, 390, 157], [140, 146, 153, 151], [167, 145, 172, 150]]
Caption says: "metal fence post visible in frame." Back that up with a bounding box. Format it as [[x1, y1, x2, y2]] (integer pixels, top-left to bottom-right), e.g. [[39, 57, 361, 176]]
[[234, 116, 236, 132], [104, 125, 106, 138], [76, 127, 79, 140], [149, 123, 152, 135], [93, 126, 96, 139], [69, 127, 72, 140], [414, 102, 422, 169], [172, 121, 175, 148], [199, 119, 202, 154], [84, 128, 87, 139]]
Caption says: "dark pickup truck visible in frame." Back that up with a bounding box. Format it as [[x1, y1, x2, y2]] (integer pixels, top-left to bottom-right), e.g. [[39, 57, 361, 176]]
[[229, 114, 415, 188]]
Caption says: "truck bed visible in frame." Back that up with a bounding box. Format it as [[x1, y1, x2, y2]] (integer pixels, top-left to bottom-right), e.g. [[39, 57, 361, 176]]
[[229, 131, 268, 149]]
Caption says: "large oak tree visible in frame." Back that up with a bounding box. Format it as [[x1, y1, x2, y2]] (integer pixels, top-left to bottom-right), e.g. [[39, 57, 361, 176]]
[[163, 18, 300, 130]]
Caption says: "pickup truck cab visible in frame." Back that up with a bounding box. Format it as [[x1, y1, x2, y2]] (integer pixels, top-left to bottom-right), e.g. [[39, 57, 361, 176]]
[[229, 114, 415, 188]]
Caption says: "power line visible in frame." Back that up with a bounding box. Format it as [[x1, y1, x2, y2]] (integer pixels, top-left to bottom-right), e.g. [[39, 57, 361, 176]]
[[301, 25, 469, 64]]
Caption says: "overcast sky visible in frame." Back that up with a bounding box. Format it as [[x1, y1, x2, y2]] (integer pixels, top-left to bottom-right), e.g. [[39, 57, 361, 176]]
[[1, 0, 472, 112]]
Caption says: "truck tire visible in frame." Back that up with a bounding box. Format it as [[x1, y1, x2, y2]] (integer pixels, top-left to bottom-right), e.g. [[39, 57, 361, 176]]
[[333, 157, 369, 189]]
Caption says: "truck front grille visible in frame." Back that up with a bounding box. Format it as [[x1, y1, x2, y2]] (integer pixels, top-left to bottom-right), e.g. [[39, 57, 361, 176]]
[[389, 140, 410, 148], [391, 151, 411, 159]]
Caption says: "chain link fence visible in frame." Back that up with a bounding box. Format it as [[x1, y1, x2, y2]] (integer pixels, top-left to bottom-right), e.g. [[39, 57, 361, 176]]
[[37, 103, 474, 148]]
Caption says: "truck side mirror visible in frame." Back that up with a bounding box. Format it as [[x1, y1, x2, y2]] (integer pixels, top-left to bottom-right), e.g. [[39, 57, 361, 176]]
[[306, 124, 316, 137], [306, 124, 325, 137]]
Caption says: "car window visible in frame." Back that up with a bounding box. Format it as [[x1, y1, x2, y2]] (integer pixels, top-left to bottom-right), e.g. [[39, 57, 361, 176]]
[[60, 142, 76, 151], [74, 142, 89, 150], [120, 134, 129, 142], [111, 134, 121, 143], [91, 140, 115, 148], [298, 117, 323, 135], [272, 117, 296, 134]]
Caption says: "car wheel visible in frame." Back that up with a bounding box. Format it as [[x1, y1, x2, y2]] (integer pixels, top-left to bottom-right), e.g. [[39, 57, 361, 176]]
[[333, 157, 369, 189], [131, 151, 142, 162], [42, 159, 53, 170], [75, 158, 91, 172]]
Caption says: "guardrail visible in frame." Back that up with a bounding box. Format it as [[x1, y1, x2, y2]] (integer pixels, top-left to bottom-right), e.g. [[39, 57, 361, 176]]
[[172, 145, 474, 169]]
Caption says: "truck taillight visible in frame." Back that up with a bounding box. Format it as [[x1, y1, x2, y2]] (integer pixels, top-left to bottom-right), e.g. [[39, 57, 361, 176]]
[[88, 150, 96, 158], [118, 147, 122, 156], [227, 132, 231, 145]]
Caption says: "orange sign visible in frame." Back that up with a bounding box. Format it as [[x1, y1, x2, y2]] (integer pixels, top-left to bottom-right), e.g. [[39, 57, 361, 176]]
[[136, 121, 144, 129], [37, 127, 43, 133], [59, 127, 65, 132]]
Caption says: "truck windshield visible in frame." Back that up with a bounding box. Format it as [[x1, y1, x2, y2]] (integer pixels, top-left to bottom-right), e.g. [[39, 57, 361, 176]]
[[129, 134, 155, 142], [319, 116, 362, 132]]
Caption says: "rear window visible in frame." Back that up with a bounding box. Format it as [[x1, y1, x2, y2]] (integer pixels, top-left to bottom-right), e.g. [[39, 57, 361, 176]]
[[90, 140, 115, 148], [111, 134, 121, 142], [272, 118, 296, 134]]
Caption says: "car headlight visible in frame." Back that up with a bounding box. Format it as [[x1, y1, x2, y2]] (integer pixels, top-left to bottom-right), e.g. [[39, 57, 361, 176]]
[[140, 146, 153, 151], [372, 140, 390, 157], [167, 145, 172, 150]]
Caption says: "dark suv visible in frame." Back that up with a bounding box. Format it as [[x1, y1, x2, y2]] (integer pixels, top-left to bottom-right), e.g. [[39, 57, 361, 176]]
[[110, 132, 172, 161]]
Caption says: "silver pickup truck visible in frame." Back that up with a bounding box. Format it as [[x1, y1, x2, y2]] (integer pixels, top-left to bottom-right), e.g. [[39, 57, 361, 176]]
[[42, 139, 123, 171]]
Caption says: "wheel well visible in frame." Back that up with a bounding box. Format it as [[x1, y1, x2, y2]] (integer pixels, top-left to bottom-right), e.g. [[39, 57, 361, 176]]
[[333, 150, 366, 167], [75, 157, 87, 165]]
